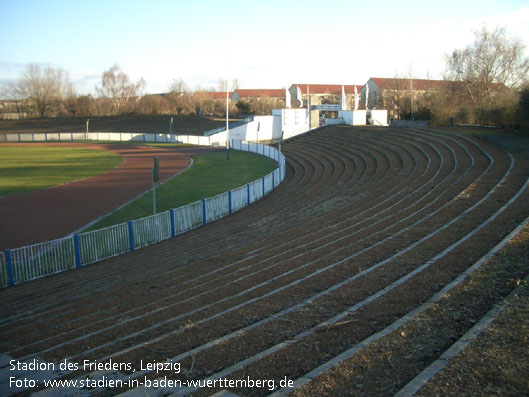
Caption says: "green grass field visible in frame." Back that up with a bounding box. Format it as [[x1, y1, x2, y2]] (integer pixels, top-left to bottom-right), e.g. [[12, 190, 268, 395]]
[[85, 150, 278, 230], [0, 146, 123, 197]]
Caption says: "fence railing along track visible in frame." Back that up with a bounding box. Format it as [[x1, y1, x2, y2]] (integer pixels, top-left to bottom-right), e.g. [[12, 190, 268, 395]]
[[0, 134, 285, 288]]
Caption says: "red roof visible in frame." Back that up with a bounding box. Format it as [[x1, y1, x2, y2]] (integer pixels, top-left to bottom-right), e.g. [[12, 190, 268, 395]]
[[369, 78, 507, 93], [291, 84, 364, 95], [233, 89, 285, 98], [369, 78, 462, 91]]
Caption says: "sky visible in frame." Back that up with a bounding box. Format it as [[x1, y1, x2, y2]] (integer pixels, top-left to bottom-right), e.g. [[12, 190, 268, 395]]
[[1, 0, 529, 95]]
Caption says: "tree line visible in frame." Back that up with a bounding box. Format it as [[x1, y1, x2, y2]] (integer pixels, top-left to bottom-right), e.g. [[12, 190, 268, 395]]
[[0, 65, 243, 119], [376, 27, 529, 129], [2, 26, 528, 129]]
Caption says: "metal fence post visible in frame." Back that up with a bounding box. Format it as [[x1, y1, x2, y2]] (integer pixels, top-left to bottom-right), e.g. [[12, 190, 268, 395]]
[[247, 183, 250, 206], [262, 177, 265, 197], [202, 199, 207, 226], [128, 221, 135, 251], [272, 171, 275, 190], [229, 191, 232, 215], [170, 209, 176, 238], [6, 250, 14, 286], [74, 234, 82, 268]]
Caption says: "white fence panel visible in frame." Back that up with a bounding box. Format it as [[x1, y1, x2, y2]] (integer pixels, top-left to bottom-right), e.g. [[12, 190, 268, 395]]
[[78, 223, 130, 265], [274, 168, 281, 186], [9, 237, 75, 284], [47, 133, 60, 141], [144, 133, 155, 142], [249, 180, 263, 203], [231, 139, 241, 151], [272, 147, 279, 162], [33, 133, 46, 141], [173, 201, 203, 234], [271, 146, 277, 160], [250, 142, 259, 154], [6, 134, 19, 142], [119, 132, 131, 141], [59, 133, 73, 141], [132, 133, 145, 142], [231, 186, 247, 212], [205, 192, 230, 223], [72, 133, 86, 141], [97, 132, 111, 141], [132, 211, 172, 249], [264, 173, 274, 195], [106, 132, 120, 141], [20, 133, 34, 142]]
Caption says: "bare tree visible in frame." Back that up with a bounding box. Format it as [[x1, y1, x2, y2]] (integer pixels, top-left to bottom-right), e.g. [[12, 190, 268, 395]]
[[6, 63, 76, 118], [62, 79, 78, 117], [446, 26, 529, 124], [167, 78, 194, 115], [1, 79, 28, 114], [168, 78, 189, 94], [137, 94, 171, 115], [217, 78, 239, 92], [96, 64, 146, 115]]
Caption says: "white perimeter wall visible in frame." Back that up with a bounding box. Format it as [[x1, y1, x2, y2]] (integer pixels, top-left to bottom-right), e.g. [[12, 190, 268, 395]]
[[227, 116, 275, 142], [339, 110, 367, 126], [227, 109, 309, 142], [272, 109, 309, 140], [368, 110, 388, 126]]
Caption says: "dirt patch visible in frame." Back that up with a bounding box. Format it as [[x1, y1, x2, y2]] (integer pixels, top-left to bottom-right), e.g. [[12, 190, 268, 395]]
[[0, 115, 234, 136]]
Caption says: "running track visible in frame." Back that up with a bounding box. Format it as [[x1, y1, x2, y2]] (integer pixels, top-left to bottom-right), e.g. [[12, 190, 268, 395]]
[[0, 143, 219, 251]]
